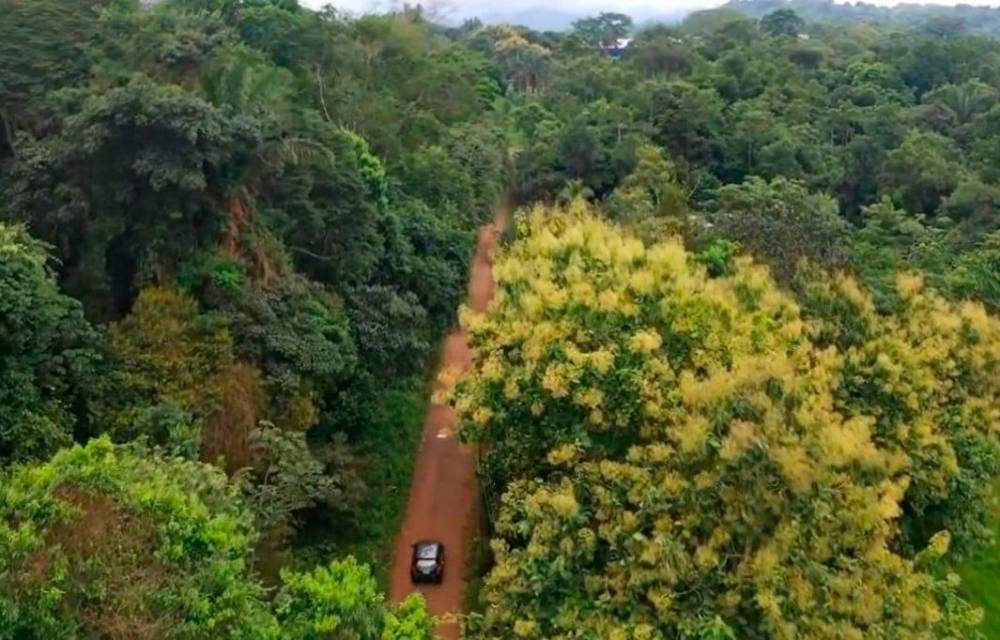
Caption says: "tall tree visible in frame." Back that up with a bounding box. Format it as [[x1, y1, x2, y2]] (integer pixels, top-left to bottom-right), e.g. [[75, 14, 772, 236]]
[[0, 224, 103, 464], [572, 12, 634, 49], [760, 8, 806, 38]]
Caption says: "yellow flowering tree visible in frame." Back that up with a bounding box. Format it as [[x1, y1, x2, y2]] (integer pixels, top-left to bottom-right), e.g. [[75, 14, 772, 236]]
[[799, 271, 1000, 554], [454, 202, 997, 639], [456, 201, 805, 494]]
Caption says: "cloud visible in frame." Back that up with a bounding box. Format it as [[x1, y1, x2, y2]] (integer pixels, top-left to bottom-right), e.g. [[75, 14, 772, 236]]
[[299, 0, 1000, 20], [300, 0, 721, 14]]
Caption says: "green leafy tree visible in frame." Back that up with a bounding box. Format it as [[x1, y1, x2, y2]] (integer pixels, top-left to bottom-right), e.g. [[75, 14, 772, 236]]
[[0, 0, 105, 154], [949, 232, 1000, 310], [4, 75, 260, 317], [246, 424, 365, 540], [207, 276, 357, 401], [627, 26, 694, 77], [274, 557, 385, 640], [572, 12, 634, 49], [492, 30, 552, 93], [101, 287, 235, 452], [705, 176, 852, 284], [639, 80, 724, 170], [850, 198, 950, 311], [274, 559, 434, 640], [922, 80, 997, 128], [607, 142, 688, 222], [940, 178, 1000, 237], [0, 224, 103, 464], [382, 595, 436, 640], [880, 129, 966, 215], [0, 438, 432, 639], [760, 9, 806, 38], [0, 437, 280, 639]]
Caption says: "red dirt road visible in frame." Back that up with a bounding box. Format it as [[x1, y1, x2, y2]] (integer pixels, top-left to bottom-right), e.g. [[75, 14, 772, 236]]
[[389, 206, 509, 638]]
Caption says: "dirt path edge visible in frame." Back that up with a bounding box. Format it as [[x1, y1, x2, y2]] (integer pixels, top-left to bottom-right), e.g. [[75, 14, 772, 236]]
[[388, 202, 510, 639]]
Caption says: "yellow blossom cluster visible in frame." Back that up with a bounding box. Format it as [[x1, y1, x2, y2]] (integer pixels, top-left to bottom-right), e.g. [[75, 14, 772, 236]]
[[458, 204, 996, 640]]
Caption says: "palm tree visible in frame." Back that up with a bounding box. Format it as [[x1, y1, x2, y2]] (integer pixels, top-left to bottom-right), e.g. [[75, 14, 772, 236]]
[[926, 80, 998, 125]]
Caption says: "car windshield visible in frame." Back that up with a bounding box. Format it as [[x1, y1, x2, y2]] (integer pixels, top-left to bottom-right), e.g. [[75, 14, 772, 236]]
[[416, 544, 439, 560]]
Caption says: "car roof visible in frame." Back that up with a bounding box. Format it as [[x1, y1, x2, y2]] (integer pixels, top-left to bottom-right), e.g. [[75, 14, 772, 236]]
[[413, 540, 442, 556], [414, 540, 442, 549]]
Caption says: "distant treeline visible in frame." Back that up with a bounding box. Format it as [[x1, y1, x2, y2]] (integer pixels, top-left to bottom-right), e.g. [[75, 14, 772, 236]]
[[721, 0, 1000, 38]]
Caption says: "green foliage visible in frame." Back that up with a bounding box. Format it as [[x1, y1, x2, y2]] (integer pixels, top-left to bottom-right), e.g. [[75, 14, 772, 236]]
[[274, 558, 384, 640], [7, 0, 1000, 634], [956, 482, 1000, 635], [245, 424, 365, 540], [940, 178, 1000, 237], [179, 253, 247, 292], [706, 176, 851, 283], [0, 0, 106, 149], [606, 142, 688, 223], [101, 287, 234, 451], [340, 129, 388, 204], [725, 0, 1000, 40], [0, 438, 434, 639], [760, 9, 805, 38], [851, 199, 1000, 313], [0, 224, 103, 464], [950, 232, 1000, 310], [642, 81, 724, 171], [695, 237, 740, 277], [626, 26, 695, 77], [316, 387, 427, 582], [0, 437, 279, 639], [344, 285, 431, 381], [487, 27, 552, 93], [5, 73, 260, 316], [880, 129, 966, 215], [274, 559, 434, 640], [383, 594, 436, 640], [209, 276, 357, 399], [572, 12, 634, 48]]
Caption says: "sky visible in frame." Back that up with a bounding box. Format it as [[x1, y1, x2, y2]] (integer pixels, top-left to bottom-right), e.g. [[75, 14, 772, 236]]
[[297, 0, 1000, 30], [300, 0, 1000, 13]]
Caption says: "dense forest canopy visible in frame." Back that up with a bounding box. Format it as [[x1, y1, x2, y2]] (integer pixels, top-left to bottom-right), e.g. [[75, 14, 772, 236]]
[[1, 0, 999, 638], [723, 0, 1000, 39]]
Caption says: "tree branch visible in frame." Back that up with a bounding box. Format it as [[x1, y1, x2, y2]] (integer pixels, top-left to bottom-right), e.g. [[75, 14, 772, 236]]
[[314, 65, 333, 123], [289, 245, 338, 261]]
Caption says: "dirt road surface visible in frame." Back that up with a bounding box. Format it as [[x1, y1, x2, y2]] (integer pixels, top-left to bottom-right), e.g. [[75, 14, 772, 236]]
[[389, 205, 509, 639]]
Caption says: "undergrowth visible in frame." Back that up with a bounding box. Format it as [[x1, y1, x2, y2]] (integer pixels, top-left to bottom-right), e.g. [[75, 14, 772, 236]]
[[958, 481, 1000, 638]]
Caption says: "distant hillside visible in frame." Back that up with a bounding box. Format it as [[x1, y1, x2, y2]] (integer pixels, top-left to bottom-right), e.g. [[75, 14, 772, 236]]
[[722, 0, 1000, 37]]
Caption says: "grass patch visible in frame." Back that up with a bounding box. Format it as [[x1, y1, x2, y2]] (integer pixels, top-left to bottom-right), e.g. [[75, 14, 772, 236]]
[[463, 531, 493, 615], [957, 481, 1000, 637], [342, 386, 427, 588], [292, 381, 427, 591], [463, 474, 498, 614]]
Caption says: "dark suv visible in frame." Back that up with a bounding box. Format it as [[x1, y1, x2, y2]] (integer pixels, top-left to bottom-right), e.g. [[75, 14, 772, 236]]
[[410, 540, 445, 584]]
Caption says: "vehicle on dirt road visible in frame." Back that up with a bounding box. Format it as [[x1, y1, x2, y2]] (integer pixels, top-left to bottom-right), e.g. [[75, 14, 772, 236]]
[[410, 540, 445, 584]]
